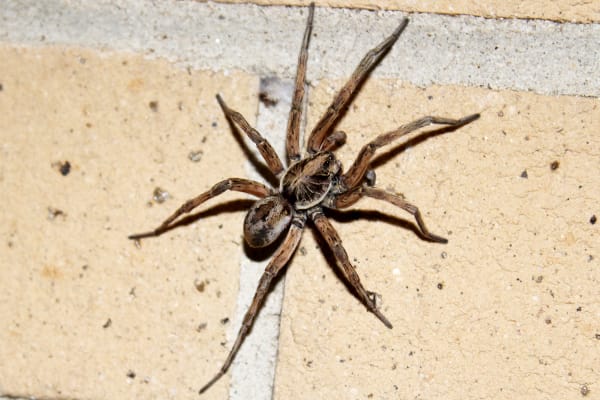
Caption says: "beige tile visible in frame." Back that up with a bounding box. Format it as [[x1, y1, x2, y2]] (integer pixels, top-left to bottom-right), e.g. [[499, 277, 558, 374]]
[[0, 46, 258, 399], [274, 80, 600, 399], [216, 0, 600, 23]]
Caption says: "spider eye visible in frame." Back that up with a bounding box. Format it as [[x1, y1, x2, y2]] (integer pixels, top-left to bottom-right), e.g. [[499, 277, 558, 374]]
[[322, 153, 336, 170]]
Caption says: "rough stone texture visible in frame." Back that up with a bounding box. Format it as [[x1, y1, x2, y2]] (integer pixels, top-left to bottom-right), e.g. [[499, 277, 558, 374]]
[[1, 2, 599, 97], [217, 0, 600, 22], [0, 45, 258, 399], [274, 79, 600, 399]]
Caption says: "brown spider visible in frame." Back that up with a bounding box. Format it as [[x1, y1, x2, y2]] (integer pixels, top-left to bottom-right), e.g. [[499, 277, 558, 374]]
[[129, 3, 479, 394]]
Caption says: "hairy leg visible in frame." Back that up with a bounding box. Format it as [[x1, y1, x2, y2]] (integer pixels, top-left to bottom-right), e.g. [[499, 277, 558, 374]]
[[328, 186, 448, 243], [129, 178, 272, 239], [216, 94, 285, 176], [306, 18, 409, 154], [286, 3, 314, 163], [342, 113, 479, 189], [309, 207, 392, 328], [199, 214, 306, 394]]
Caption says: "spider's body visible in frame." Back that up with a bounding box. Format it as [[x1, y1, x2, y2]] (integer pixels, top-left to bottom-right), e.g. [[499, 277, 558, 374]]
[[281, 152, 341, 209], [130, 3, 479, 395]]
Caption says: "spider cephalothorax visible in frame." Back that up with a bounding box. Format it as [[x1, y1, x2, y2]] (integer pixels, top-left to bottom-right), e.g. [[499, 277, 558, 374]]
[[281, 151, 341, 208], [130, 3, 478, 394]]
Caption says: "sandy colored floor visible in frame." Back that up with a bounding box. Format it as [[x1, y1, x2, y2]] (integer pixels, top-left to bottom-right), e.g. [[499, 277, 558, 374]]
[[276, 79, 600, 399], [0, 2, 599, 400], [0, 46, 259, 399]]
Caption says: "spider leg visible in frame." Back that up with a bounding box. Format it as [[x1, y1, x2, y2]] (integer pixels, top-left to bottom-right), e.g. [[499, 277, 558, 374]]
[[286, 3, 314, 164], [328, 186, 448, 243], [319, 130, 346, 152], [342, 113, 480, 189], [309, 207, 392, 329], [199, 214, 306, 394], [128, 178, 271, 239], [216, 94, 285, 177], [306, 18, 409, 154]]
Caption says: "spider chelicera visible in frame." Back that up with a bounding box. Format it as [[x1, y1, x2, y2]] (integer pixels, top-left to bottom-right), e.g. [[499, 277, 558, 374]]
[[130, 3, 479, 394]]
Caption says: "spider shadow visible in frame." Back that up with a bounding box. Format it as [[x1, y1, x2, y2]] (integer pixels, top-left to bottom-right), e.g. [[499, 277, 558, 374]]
[[150, 199, 255, 235], [370, 124, 467, 171], [327, 208, 440, 245]]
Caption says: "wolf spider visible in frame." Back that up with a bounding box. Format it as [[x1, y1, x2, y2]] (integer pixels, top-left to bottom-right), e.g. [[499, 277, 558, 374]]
[[130, 3, 479, 394]]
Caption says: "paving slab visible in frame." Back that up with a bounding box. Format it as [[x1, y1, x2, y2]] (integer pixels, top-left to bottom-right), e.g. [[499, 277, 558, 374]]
[[0, 45, 259, 399], [275, 79, 600, 399], [1, 2, 599, 97]]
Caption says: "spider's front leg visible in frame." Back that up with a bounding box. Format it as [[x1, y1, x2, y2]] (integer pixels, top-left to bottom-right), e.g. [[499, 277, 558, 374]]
[[128, 178, 271, 239], [308, 207, 393, 329], [199, 213, 306, 394], [342, 114, 480, 189], [286, 3, 314, 164], [306, 18, 409, 154]]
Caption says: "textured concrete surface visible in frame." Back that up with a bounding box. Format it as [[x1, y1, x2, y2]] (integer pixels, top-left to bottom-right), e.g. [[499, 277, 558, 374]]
[[1, 1, 599, 400], [275, 80, 600, 399], [0, 47, 259, 399], [1, 2, 599, 97]]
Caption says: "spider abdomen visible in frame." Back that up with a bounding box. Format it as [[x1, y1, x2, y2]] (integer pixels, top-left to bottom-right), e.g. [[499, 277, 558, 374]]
[[244, 195, 293, 248], [281, 152, 341, 210]]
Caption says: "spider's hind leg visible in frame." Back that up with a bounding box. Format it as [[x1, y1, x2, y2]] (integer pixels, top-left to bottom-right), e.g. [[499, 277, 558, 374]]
[[363, 187, 448, 243], [198, 214, 306, 394]]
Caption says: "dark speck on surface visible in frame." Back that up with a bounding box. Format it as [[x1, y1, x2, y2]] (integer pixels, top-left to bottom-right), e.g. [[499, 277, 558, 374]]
[[52, 160, 72, 176], [197, 322, 208, 332], [152, 187, 170, 204], [47, 207, 65, 220], [60, 161, 71, 176], [259, 91, 278, 107]]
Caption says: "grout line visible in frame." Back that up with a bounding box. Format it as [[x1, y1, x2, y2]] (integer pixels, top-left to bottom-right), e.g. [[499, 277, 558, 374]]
[[228, 77, 294, 400], [0, 1, 598, 97]]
